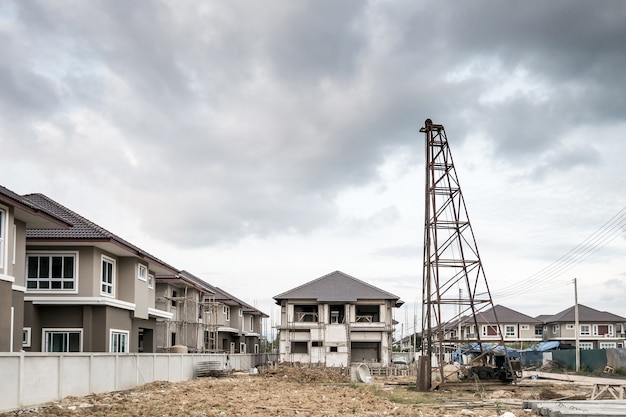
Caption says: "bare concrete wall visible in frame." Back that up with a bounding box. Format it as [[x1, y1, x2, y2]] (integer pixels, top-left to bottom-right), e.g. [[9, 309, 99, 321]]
[[0, 352, 265, 412]]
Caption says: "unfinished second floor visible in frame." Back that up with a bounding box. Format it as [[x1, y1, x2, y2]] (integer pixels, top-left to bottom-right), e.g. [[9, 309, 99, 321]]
[[273, 271, 403, 334]]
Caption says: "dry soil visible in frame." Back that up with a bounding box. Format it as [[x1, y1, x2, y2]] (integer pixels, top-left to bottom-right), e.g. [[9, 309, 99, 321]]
[[1, 367, 592, 417]]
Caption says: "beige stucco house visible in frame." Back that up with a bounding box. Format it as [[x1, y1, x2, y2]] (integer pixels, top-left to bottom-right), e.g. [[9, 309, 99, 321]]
[[541, 304, 626, 350], [0, 186, 70, 352], [22, 193, 177, 353]]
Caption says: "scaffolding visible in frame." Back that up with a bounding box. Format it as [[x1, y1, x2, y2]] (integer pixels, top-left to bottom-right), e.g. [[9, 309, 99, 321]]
[[158, 286, 221, 353]]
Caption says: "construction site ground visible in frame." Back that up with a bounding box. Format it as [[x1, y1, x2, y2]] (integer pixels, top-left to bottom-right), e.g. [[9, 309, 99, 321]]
[[0, 367, 611, 417]]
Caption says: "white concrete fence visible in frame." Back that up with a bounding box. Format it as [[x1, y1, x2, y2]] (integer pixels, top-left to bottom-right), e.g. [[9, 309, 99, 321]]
[[0, 352, 265, 412]]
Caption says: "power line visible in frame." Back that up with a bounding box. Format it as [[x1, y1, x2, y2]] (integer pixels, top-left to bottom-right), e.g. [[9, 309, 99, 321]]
[[493, 206, 626, 300]]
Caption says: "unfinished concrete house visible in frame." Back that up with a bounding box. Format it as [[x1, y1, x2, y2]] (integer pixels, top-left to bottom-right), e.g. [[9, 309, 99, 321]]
[[155, 271, 268, 353], [273, 270, 403, 367], [155, 270, 220, 352]]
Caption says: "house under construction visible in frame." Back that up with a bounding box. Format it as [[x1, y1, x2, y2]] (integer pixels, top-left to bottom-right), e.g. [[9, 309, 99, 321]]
[[155, 270, 267, 353]]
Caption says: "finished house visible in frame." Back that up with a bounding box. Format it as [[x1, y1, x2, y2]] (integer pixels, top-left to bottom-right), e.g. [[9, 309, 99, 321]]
[[541, 304, 626, 349], [273, 270, 403, 367], [22, 193, 178, 353], [0, 186, 70, 352], [453, 305, 544, 348]]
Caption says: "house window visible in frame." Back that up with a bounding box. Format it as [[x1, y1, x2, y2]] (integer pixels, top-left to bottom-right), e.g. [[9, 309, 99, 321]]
[[482, 325, 498, 336], [240, 342, 246, 353], [291, 341, 308, 353], [26, 253, 77, 291], [552, 325, 559, 333], [355, 305, 380, 322], [110, 330, 129, 353], [249, 316, 254, 332], [330, 346, 338, 353], [505, 325, 516, 337], [330, 305, 345, 324], [294, 305, 319, 322], [224, 306, 230, 321], [171, 332, 177, 346], [580, 324, 590, 336], [521, 325, 530, 330], [312, 341, 323, 347], [138, 264, 147, 281], [22, 328, 31, 348], [254, 344, 259, 354], [593, 324, 613, 336], [44, 329, 82, 352], [238, 308, 242, 317], [171, 290, 178, 307], [101, 256, 115, 296], [148, 274, 154, 289], [566, 324, 575, 330], [600, 342, 616, 349], [535, 326, 543, 337], [579, 342, 593, 350]]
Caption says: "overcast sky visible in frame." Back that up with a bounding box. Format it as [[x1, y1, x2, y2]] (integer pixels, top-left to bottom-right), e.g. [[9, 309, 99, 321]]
[[2, 1, 625, 338]]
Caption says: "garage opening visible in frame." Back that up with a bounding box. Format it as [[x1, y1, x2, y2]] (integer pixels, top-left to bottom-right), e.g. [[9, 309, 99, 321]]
[[351, 342, 380, 362]]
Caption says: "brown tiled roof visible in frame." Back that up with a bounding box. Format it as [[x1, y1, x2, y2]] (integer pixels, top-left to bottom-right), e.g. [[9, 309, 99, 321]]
[[0, 185, 70, 228], [156, 270, 269, 317], [23, 193, 178, 273], [273, 270, 403, 306], [470, 304, 543, 324], [543, 304, 626, 323]]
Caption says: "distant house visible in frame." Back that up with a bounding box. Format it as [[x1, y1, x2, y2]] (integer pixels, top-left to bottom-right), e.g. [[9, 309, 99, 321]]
[[0, 186, 70, 352], [460, 305, 543, 346], [541, 304, 626, 350], [273, 270, 403, 367], [202, 283, 268, 354], [23, 193, 178, 353]]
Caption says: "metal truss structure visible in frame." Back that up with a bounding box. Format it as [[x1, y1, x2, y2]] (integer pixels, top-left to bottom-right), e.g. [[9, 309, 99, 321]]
[[420, 119, 510, 385]]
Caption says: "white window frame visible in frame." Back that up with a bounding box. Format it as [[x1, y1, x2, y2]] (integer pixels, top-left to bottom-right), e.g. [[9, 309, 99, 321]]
[[110, 329, 130, 353], [579, 342, 593, 350], [249, 316, 254, 332], [148, 273, 154, 289], [580, 324, 591, 336], [22, 327, 31, 348], [600, 342, 616, 349], [505, 325, 516, 338], [552, 324, 559, 333], [594, 324, 615, 337], [224, 306, 230, 321], [25, 251, 79, 293], [12, 224, 16, 265], [43, 328, 83, 352], [101, 255, 115, 297], [238, 308, 243, 317], [0, 206, 5, 270], [138, 264, 147, 281], [566, 324, 575, 330], [521, 324, 530, 330], [239, 342, 246, 353]]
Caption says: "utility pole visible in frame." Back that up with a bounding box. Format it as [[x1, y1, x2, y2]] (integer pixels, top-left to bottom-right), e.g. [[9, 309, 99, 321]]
[[574, 278, 580, 372]]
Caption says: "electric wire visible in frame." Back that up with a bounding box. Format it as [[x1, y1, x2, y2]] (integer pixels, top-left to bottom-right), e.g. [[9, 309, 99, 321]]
[[492, 206, 626, 300]]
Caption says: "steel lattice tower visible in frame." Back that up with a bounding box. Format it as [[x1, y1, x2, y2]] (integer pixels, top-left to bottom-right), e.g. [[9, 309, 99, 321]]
[[420, 119, 509, 386]]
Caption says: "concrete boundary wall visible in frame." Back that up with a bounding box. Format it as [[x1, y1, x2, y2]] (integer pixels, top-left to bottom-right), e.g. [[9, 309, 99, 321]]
[[0, 353, 263, 412]]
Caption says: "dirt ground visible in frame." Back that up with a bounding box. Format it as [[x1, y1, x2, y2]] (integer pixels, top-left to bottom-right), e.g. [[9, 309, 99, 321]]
[[1, 368, 593, 417]]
